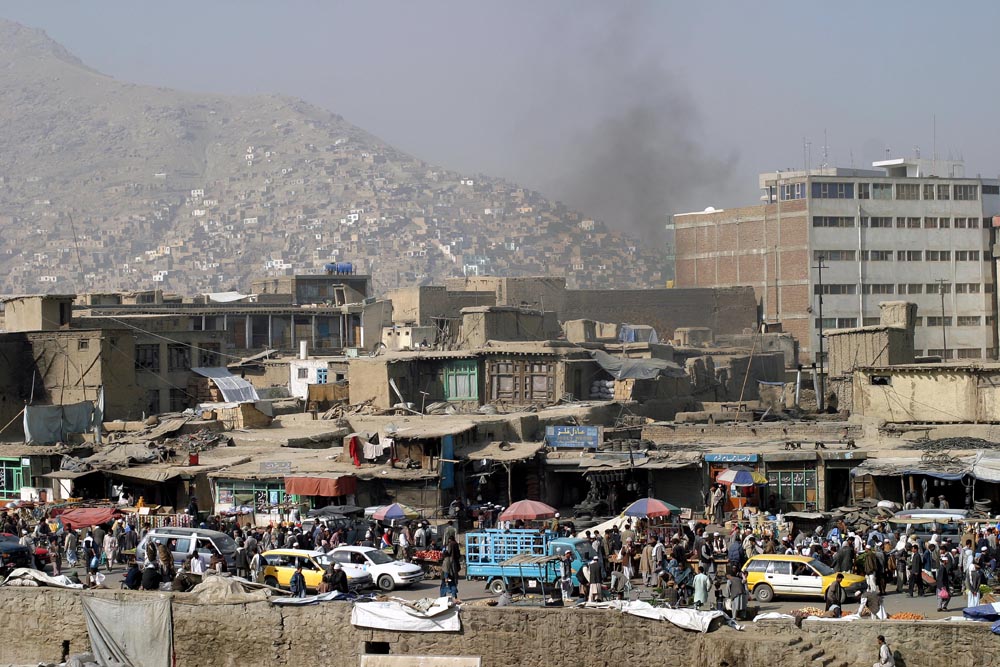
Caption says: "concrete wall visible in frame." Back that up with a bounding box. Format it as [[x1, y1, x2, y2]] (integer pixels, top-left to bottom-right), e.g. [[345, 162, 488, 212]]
[[1, 588, 997, 667], [459, 309, 555, 348], [852, 367, 995, 423], [388, 286, 495, 326], [3, 295, 74, 332], [827, 327, 914, 377], [347, 357, 393, 408]]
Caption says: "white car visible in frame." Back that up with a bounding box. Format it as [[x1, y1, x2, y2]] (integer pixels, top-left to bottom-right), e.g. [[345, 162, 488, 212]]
[[331, 545, 424, 591]]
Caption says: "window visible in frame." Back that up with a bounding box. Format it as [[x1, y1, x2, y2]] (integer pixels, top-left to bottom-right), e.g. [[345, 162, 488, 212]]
[[937, 184, 951, 200], [955, 283, 981, 294], [862, 216, 892, 228], [135, 344, 160, 372], [316, 368, 328, 384], [896, 183, 920, 200], [816, 250, 856, 261], [956, 250, 981, 261], [297, 368, 308, 379], [924, 217, 938, 229], [811, 182, 854, 199], [78, 339, 89, 351], [926, 283, 951, 294], [938, 217, 951, 228], [955, 217, 980, 229], [984, 185, 1000, 195], [927, 349, 955, 360], [988, 316, 997, 327], [896, 250, 922, 261], [899, 284, 923, 294], [954, 184, 979, 201], [927, 316, 953, 327], [169, 388, 189, 412], [858, 183, 871, 199], [957, 316, 982, 327], [988, 284, 996, 293], [812, 216, 855, 228], [862, 250, 892, 261], [895, 217, 921, 229], [0, 460, 24, 500], [780, 182, 806, 200], [814, 284, 856, 295], [766, 469, 817, 504], [913, 317, 924, 327], [926, 250, 951, 261], [869, 375, 892, 386], [871, 183, 892, 199], [199, 343, 220, 367], [862, 317, 881, 326], [489, 359, 554, 404], [923, 184, 936, 200], [814, 318, 837, 329], [443, 360, 479, 401], [167, 344, 191, 371], [957, 348, 983, 359], [145, 390, 160, 415], [861, 284, 894, 295]]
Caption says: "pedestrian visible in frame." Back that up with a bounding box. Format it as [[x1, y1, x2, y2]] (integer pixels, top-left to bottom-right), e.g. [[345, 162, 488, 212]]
[[587, 556, 603, 602], [907, 545, 925, 597], [936, 555, 952, 611], [639, 538, 655, 586], [873, 635, 895, 667], [692, 566, 711, 609], [233, 540, 249, 579], [140, 562, 162, 591], [725, 571, 748, 620], [619, 539, 635, 580], [123, 559, 142, 590], [102, 531, 117, 573], [289, 564, 307, 598], [65, 529, 79, 569], [559, 550, 574, 601], [966, 563, 985, 608], [825, 572, 846, 611], [249, 547, 263, 583], [329, 562, 349, 594], [862, 544, 879, 592]]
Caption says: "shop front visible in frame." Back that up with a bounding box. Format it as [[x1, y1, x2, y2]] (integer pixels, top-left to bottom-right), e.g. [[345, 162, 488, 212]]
[[705, 453, 763, 513], [762, 452, 818, 513]]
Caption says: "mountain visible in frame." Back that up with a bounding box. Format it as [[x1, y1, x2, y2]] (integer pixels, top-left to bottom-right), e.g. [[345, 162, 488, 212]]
[[0, 19, 666, 296]]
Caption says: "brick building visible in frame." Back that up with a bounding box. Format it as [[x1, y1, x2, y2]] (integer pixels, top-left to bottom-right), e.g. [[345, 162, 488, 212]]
[[673, 158, 1000, 361]]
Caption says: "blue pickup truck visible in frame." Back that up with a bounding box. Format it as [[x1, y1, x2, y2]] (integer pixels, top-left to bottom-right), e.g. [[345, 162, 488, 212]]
[[464, 529, 594, 595]]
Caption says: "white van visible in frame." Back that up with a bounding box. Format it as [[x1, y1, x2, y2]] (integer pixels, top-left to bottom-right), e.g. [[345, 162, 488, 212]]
[[136, 527, 238, 570]]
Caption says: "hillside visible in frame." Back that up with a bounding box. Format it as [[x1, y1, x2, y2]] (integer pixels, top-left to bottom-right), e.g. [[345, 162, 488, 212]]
[[0, 19, 666, 296]]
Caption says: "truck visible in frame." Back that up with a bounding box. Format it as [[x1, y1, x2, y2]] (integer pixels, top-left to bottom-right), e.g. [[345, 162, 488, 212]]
[[464, 529, 594, 595]]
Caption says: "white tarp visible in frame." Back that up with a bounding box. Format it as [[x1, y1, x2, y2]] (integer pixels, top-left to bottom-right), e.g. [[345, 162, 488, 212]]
[[1, 567, 83, 589], [351, 597, 461, 633], [271, 591, 353, 606], [587, 600, 730, 633], [81, 595, 172, 667], [191, 367, 260, 403]]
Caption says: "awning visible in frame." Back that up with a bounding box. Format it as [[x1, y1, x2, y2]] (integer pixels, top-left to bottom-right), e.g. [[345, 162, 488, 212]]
[[589, 349, 686, 380], [454, 441, 544, 463], [191, 367, 260, 403], [105, 468, 183, 484], [850, 456, 973, 480], [284, 475, 358, 497], [57, 507, 121, 530], [43, 469, 99, 480]]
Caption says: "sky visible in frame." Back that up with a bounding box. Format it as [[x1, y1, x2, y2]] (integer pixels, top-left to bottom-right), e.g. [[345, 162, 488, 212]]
[[5, 1, 1000, 238]]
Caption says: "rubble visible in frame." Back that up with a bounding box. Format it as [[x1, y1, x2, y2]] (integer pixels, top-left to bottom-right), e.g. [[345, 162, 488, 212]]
[[902, 437, 1000, 451]]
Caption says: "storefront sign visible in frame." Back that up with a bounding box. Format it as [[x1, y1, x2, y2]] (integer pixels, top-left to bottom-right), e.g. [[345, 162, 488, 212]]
[[545, 425, 601, 449], [260, 461, 292, 474], [704, 453, 758, 463]]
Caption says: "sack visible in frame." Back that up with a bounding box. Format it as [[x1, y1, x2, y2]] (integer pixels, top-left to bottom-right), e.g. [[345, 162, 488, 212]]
[[937, 587, 950, 600]]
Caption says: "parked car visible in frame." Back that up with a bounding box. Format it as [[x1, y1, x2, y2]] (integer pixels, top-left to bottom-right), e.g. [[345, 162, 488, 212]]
[[261, 548, 372, 592], [330, 545, 424, 591], [743, 554, 866, 603], [0, 534, 33, 575], [136, 527, 238, 571]]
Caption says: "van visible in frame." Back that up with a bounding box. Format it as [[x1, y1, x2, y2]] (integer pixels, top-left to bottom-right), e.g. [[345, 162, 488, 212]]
[[890, 509, 967, 546], [136, 527, 238, 570]]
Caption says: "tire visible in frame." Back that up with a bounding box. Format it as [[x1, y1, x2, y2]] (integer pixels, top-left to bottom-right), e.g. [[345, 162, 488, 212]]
[[378, 574, 396, 592], [264, 576, 279, 589], [488, 578, 506, 595], [754, 583, 774, 603]]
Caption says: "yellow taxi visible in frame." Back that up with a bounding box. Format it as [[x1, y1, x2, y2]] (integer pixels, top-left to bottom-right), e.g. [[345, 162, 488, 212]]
[[261, 549, 373, 592], [742, 554, 866, 603]]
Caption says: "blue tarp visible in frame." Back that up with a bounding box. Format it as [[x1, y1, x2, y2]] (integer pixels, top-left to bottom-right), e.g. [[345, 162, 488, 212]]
[[24, 401, 97, 444], [963, 602, 1000, 621]]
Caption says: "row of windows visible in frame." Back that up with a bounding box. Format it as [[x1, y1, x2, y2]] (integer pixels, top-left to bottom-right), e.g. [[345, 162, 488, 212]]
[[135, 343, 220, 372], [817, 249, 983, 262], [924, 349, 998, 360], [813, 182, 984, 201], [814, 282, 992, 296], [817, 316, 991, 328], [813, 216, 986, 229]]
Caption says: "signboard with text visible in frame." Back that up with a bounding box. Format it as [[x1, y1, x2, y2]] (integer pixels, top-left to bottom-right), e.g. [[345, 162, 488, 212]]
[[545, 425, 602, 449], [260, 461, 292, 474], [703, 453, 758, 463]]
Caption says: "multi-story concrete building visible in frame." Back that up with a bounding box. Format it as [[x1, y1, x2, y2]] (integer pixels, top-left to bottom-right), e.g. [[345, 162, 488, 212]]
[[673, 158, 1000, 361]]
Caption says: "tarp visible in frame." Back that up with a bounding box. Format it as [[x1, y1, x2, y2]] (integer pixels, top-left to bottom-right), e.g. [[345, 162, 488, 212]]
[[82, 594, 172, 667], [24, 401, 96, 444], [618, 324, 659, 345], [589, 349, 686, 380], [285, 475, 358, 498], [271, 591, 353, 606], [191, 367, 260, 403], [963, 602, 1000, 621], [204, 291, 250, 303], [1, 567, 84, 589], [586, 599, 730, 633], [58, 507, 120, 530], [351, 597, 461, 633]]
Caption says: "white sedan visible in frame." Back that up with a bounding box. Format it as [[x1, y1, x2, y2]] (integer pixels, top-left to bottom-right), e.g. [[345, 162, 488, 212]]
[[331, 545, 424, 591]]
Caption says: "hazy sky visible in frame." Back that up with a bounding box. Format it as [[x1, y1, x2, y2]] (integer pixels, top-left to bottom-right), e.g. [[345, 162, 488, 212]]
[[5, 1, 1000, 236]]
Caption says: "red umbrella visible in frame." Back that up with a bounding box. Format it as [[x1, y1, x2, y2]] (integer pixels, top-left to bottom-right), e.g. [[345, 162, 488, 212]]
[[498, 499, 557, 522]]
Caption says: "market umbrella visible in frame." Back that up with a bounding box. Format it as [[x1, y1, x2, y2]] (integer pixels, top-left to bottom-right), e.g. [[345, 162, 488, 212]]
[[372, 503, 421, 521], [716, 466, 768, 487], [622, 497, 678, 519], [498, 499, 557, 522]]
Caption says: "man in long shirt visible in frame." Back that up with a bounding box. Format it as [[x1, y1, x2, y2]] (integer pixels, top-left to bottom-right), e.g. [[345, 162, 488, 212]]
[[907, 545, 925, 597], [873, 635, 895, 666]]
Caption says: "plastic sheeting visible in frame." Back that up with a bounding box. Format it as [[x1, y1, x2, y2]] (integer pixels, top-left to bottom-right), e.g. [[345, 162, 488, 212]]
[[82, 594, 172, 667], [271, 591, 353, 606], [351, 597, 461, 632], [284, 475, 358, 498], [589, 349, 686, 380], [58, 507, 121, 530], [1, 567, 84, 589], [587, 600, 730, 633], [191, 367, 260, 403], [24, 401, 96, 444]]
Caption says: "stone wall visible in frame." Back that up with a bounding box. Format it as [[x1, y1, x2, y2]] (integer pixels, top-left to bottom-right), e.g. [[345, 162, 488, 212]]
[[2, 588, 998, 667]]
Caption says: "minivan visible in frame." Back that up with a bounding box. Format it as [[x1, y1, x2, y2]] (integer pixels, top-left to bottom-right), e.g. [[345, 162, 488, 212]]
[[890, 509, 968, 546], [136, 527, 238, 570]]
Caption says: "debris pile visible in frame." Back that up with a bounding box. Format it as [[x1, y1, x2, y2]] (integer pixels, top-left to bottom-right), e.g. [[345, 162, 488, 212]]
[[903, 437, 1000, 452]]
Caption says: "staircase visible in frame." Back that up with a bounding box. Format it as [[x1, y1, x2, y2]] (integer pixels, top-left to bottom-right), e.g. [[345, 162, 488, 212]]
[[783, 635, 848, 667]]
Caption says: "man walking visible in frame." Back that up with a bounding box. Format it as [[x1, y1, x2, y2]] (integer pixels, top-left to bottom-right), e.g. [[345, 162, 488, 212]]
[[907, 545, 925, 597], [825, 572, 846, 611]]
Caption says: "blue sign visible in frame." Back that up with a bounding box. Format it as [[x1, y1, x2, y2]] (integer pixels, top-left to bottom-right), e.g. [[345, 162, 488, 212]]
[[704, 453, 759, 463], [545, 425, 601, 449]]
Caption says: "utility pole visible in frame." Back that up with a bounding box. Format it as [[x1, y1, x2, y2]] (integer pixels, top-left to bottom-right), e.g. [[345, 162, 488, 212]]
[[813, 255, 828, 411], [935, 278, 949, 360]]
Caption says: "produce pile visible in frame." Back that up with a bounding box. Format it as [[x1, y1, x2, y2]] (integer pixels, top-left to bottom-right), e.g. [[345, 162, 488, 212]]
[[413, 550, 443, 561], [791, 606, 835, 618], [888, 612, 925, 620]]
